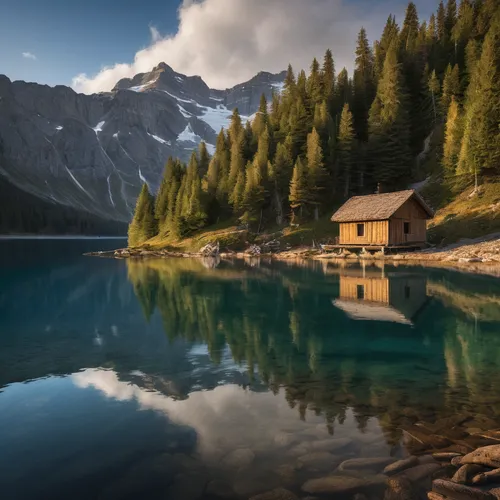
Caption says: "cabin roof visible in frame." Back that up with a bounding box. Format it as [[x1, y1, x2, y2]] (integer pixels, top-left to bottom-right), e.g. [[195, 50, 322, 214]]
[[331, 190, 434, 223], [332, 299, 413, 325]]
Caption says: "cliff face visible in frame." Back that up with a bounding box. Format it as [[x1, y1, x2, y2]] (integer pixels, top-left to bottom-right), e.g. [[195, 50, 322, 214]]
[[0, 64, 285, 224]]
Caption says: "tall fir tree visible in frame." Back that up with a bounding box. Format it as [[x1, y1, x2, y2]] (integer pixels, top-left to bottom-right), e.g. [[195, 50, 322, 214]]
[[198, 142, 210, 177], [458, 16, 500, 180], [321, 49, 336, 108], [337, 104, 355, 198], [307, 57, 323, 106], [305, 127, 326, 219], [428, 69, 441, 122], [269, 140, 293, 224], [353, 27, 375, 141], [252, 94, 269, 138], [442, 96, 463, 177], [374, 15, 400, 80], [441, 63, 461, 112], [128, 184, 156, 246], [368, 41, 412, 188], [289, 157, 308, 219]]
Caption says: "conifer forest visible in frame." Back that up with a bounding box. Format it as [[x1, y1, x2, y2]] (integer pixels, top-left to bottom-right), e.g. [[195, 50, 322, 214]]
[[128, 0, 500, 247]]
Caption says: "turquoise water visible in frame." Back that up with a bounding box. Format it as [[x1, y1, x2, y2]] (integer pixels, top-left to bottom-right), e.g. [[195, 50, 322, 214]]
[[0, 239, 499, 499]]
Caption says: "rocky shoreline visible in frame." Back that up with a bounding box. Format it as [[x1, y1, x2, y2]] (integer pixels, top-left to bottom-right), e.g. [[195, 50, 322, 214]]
[[85, 234, 500, 277]]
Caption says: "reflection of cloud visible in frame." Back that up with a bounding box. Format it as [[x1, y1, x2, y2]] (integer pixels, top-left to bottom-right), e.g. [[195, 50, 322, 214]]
[[72, 368, 383, 461]]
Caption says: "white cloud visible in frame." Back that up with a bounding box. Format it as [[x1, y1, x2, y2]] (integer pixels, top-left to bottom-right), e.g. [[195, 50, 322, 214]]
[[22, 51, 37, 60], [72, 0, 404, 94]]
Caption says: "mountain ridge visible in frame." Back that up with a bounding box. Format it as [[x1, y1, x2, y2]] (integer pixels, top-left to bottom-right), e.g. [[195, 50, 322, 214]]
[[0, 64, 286, 227]]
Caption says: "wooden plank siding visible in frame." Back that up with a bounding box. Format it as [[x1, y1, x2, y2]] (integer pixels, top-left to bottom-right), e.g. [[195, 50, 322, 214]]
[[339, 276, 390, 303], [338, 198, 428, 247], [388, 198, 428, 245], [339, 220, 388, 245]]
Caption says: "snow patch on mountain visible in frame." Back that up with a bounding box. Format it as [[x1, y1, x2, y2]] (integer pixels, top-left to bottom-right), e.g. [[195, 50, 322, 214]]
[[178, 124, 201, 143], [55, 125, 63, 131], [148, 133, 171, 146], [93, 121, 105, 134]]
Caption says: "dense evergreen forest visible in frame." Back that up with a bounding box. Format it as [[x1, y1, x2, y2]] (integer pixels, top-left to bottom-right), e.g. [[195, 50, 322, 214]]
[[0, 175, 127, 236], [129, 0, 500, 247]]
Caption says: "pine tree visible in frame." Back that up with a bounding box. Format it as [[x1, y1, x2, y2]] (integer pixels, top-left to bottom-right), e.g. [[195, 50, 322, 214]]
[[288, 97, 309, 158], [337, 104, 355, 198], [400, 2, 420, 53], [214, 129, 231, 204], [254, 126, 270, 185], [458, 17, 500, 180], [207, 157, 219, 198], [441, 63, 460, 112], [437, 1, 447, 41], [305, 127, 326, 219], [374, 15, 400, 80], [241, 161, 266, 226], [442, 96, 463, 177], [445, 0, 457, 36], [252, 94, 269, 138], [307, 57, 322, 106], [334, 68, 351, 115], [321, 49, 335, 107], [230, 169, 246, 213], [228, 111, 246, 194], [283, 64, 297, 101], [198, 142, 210, 177], [154, 157, 175, 228], [128, 184, 156, 246], [428, 69, 441, 122], [269, 141, 293, 224], [368, 41, 411, 188], [353, 27, 375, 141], [289, 157, 308, 218]]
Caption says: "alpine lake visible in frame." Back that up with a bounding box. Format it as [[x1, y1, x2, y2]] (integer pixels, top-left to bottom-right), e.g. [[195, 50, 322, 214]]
[[1, 238, 500, 500]]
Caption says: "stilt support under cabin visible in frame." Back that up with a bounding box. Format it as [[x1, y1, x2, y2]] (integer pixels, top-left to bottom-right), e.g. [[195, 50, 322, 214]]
[[320, 244, 426, 256]]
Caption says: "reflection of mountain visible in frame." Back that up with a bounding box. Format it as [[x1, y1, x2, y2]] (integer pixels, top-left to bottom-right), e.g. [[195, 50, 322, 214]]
[[333, 269, 428, 325]]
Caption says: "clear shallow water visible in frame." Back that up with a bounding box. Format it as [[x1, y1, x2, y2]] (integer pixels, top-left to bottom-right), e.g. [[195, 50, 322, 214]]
[[0, 240, 499, 499]]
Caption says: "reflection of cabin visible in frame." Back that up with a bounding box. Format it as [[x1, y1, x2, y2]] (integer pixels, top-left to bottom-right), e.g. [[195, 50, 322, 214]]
[[330, 190, 434, 251], [333, 270, 428, 325]]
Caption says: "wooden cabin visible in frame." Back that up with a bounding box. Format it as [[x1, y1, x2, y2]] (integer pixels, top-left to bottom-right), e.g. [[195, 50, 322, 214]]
[[332, 268, 428, 325], [330, 190, 434, 250]]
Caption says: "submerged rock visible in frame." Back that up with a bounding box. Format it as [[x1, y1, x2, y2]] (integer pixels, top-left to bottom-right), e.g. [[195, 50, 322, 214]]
[[309, 437, 353, 452], [221, 448, 255, 468], [472, 467, 500, 485], [249, 487, 299, 500], [383, 456, 419, 475], [302, 474, 387, 495], [432, 479, 496, 499], [383, 476, 419, 500], [451, 464, 485, 484], [338, 456, 397, 473], [396, 463, 442, 483], [205, 479, 235, 499], [296, 451, 340, 471], [458, 445, 500, 469]]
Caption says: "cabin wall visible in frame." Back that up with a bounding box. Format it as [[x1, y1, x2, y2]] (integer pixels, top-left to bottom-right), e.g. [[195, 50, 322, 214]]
[[339, 276, 390, 303], [388, 198, 428, 246], [339, 220, 389, 245], [389, 276, 428, 319]]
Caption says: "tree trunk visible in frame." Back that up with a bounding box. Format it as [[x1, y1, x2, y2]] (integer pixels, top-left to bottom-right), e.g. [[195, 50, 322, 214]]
[[274, 189, 283, 226], [314, 206, 319, 221]]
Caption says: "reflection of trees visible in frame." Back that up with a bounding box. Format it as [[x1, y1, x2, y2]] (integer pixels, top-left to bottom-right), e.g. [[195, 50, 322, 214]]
[[126, 258, 500, 441]]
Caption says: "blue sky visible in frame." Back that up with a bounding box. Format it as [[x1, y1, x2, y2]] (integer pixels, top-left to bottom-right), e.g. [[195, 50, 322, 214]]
[[1, 0, 438, 91], [0, 0, 182, 86]]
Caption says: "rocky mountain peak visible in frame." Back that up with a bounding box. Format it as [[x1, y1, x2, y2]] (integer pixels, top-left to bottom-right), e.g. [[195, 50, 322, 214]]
[[0, 64, 285, 223]]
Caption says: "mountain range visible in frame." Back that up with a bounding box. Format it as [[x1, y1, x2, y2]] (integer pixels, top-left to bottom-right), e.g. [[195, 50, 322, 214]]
[[0, 63, 285, 227]]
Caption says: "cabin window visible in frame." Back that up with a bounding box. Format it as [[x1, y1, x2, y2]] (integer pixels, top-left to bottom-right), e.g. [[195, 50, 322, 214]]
[[357, 224, 365, 237], [404, 285, 411, 299], [404, 222, 411, 234], [357, 284, 365, 300]]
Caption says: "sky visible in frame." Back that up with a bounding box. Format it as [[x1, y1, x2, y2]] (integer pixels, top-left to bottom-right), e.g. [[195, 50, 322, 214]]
[[0, 0, 438, 94]]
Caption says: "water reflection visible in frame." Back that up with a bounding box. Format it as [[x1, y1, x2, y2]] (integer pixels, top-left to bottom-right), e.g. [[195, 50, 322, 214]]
[[1, 243, 500, 499], [333, 267, 428, 325]]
